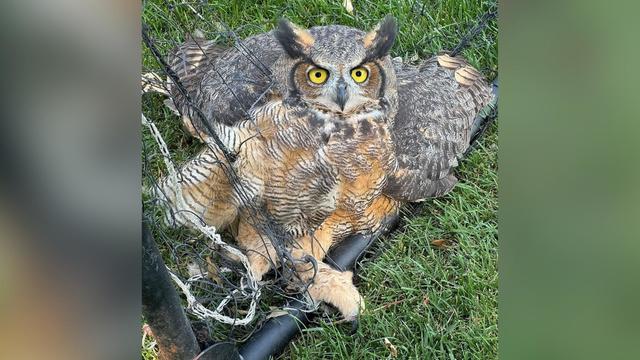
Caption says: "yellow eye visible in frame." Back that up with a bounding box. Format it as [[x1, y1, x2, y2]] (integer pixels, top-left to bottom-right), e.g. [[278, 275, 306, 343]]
[[308, 67, 329, 84], [350, 67, 369, 83]]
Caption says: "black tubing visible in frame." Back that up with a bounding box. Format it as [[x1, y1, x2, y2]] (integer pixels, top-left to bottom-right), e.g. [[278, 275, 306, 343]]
[[239, 215, 401, 360], [237, 299, 311, 360], [142, 221, 203, 360], [468, 80, 499, 151]]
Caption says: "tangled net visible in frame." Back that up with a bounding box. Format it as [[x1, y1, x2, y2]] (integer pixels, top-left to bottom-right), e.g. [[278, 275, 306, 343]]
[[141, 0, 497, 345], [141, 0, 324, 343]]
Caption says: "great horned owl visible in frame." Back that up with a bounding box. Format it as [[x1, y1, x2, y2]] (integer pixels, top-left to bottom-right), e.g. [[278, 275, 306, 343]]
[[153, 16, 495, 321]]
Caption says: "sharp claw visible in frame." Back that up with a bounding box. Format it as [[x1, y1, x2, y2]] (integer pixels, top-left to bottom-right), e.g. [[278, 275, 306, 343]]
[[349, 317, 359, 335]]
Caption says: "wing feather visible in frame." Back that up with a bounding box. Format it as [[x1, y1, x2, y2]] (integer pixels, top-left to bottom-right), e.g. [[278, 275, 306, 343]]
[[165, 32, 283, 136], [385, 54, 496, 202]]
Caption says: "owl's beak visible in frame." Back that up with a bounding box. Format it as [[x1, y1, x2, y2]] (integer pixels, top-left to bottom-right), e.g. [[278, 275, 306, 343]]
[[335, 80, 349, 111]]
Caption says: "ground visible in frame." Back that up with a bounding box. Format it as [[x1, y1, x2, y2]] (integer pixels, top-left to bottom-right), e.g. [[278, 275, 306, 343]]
[[142, 0, 497, 359]]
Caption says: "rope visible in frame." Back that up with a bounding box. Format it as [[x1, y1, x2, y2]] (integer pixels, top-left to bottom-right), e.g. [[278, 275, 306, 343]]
[[142, 113, 260, 326]]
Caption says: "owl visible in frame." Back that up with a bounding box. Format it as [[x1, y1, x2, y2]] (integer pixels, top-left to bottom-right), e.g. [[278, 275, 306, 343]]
[[150, 16, 495, 321]]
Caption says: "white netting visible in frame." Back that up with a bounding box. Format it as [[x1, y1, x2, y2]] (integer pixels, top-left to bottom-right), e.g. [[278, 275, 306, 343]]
[[142, 113, 260, 326]]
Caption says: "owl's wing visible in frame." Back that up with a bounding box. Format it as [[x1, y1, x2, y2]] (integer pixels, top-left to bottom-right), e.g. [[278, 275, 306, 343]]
[[166, 32, 283, 134], [166, 36, 226, 99], [164, 35, 225, 114], [384, 54, 497, 202]]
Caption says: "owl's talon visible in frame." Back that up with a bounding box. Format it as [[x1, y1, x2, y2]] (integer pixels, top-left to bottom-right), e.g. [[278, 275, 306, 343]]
[[306, 267, 365, 322], [247, 254, 273, 281], [348, 317, 359, 335]]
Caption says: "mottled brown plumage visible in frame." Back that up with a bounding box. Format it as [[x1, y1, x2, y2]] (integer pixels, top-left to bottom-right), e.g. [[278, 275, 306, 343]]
[[385, 54, 495, 201], [154, 17, 495, 320]]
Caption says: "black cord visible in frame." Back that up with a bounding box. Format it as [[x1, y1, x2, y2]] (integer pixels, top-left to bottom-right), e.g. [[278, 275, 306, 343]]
[[450, 8, 497, 57]]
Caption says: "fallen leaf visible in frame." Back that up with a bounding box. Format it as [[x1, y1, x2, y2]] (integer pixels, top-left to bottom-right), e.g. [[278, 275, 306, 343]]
[[266, 308, 289, 319], [430, 239, 448, 249], [384, 338, 398, 358], [206, 256, 223, 285], [422, 295, 430, 306], [342, 0, 354, 14]]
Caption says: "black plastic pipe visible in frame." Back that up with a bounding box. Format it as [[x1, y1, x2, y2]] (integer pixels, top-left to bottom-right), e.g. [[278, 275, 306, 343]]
[[142, 221, 203, 360], [239, 215, 400, 360]]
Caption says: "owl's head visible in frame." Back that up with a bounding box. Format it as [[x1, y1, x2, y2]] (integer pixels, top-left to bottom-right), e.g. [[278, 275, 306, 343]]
[[273, 16, 398, 118]]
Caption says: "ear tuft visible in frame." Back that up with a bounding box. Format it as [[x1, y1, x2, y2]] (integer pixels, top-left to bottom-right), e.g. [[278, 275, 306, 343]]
[[363, 15, 398, 61], [275, 19, 315, 59]]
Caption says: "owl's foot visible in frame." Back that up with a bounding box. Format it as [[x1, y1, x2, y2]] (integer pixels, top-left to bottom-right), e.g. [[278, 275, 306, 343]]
[[246, 252, 274, 281], [304, 263, 365, 320], [349, 317, 359, 335], [216, 247, 273, 281], [236, 218, 278, 281]]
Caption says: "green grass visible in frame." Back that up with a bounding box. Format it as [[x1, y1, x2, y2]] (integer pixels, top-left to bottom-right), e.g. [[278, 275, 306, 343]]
[[142, 0, 497, 358]]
